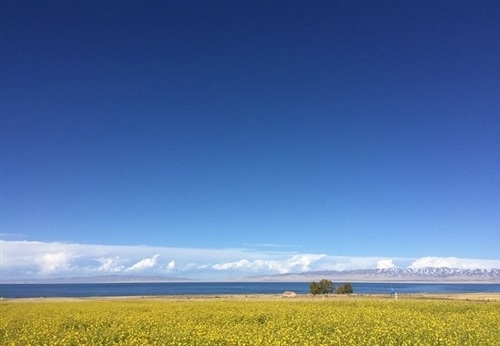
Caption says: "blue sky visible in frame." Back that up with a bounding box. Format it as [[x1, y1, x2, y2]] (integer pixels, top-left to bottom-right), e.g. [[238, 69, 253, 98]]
[[1, 1, 499, 280]]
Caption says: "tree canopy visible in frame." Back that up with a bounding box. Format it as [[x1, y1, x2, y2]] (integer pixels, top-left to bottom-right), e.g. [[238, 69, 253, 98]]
[[335, 282, 353, 294], [309, 279, 333, 295], [309, 280, 354, 295]]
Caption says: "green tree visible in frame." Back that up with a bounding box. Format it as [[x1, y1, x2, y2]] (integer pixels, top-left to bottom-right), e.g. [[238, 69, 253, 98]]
[[309, 279, 333, 295], [309, 281, 320, 295], [335, 282, 353, 294]]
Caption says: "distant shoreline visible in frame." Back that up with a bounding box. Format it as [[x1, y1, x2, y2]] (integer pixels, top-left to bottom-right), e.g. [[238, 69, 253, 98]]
[[2, 292, 500, 303]]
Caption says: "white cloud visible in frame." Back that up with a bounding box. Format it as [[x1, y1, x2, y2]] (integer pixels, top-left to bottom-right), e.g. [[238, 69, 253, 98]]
[[1, 240, 498, 281], [409, 257, 500, 270], [35, 252, 74, 275], [313, 255, 402, 271], [125, 254, 160, 272], [212, 254, 327, 274], [166, 260, 175, 272], [212, 259, 252, 271], [96, 256, 124, 272], [376, 259, 396, 269]]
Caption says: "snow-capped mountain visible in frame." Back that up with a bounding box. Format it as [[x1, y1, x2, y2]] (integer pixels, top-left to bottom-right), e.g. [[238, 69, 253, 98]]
[[245, 267, 500, 282]]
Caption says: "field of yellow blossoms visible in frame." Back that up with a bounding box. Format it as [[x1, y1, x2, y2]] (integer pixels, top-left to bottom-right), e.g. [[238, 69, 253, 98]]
[[1, 297, 499, 345]]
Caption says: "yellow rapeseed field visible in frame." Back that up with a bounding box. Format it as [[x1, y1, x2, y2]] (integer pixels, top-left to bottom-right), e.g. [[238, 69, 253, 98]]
[[1, 298, 499, 345]]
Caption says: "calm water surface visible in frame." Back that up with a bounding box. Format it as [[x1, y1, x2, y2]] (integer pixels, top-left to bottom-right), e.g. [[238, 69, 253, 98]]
[[1, 282, 499, 298]]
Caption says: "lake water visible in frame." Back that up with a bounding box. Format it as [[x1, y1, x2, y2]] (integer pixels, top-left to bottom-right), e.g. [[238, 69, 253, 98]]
[[1, 282, 499, 298]]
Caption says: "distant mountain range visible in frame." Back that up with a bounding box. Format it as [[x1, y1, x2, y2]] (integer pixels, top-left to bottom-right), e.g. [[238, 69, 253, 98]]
[[3, 267, 499, 284], [244, 267, 500, 283]]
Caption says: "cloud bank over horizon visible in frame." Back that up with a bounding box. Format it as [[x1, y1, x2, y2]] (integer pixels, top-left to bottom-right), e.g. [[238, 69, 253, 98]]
[[1, 240, 499, 281]]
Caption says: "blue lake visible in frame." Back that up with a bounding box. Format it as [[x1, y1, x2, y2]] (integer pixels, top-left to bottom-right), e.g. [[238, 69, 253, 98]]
[[1, 282, 499, 298]]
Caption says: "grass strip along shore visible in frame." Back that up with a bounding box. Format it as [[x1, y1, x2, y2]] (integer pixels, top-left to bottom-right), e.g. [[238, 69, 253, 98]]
[[1, 294, 499, 345]]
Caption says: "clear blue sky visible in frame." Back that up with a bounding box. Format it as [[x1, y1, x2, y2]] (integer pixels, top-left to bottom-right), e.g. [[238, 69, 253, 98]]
[[1, 1, 499, 279]]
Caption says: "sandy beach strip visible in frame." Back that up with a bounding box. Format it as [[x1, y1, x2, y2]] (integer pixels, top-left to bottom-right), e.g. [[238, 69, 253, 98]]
[[2, 292, 499, 303]]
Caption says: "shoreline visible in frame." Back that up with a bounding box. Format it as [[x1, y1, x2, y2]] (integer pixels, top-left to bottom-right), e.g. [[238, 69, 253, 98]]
[[2, 292, 500, 303]]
